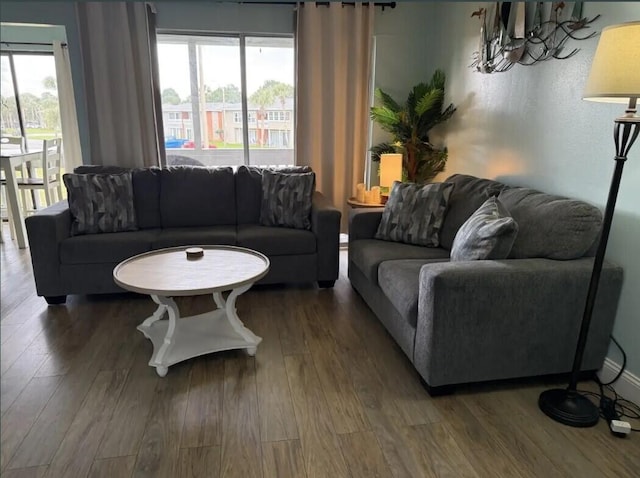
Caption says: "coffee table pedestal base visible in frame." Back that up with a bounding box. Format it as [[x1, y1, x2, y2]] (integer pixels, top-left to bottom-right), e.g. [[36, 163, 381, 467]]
[[138, 286, 260, 376]]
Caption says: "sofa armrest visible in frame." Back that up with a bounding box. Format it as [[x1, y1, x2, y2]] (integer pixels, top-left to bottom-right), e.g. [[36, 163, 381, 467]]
[[25, 200, 72, 297], [414, 258, 623, 387], [348, 208, 384, 242], [311, 191, 341, 282]]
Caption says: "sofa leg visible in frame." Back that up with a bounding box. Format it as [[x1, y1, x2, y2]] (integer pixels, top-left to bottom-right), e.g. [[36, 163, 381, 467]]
[[317, 280, 335, 288], [45, 295, 66, 305], [420, 377, 455, 397]]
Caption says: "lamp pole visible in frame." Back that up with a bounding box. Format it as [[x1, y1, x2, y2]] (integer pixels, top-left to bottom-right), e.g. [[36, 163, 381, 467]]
[[539, 100, 639, 427], [538, 21, 639, 428]]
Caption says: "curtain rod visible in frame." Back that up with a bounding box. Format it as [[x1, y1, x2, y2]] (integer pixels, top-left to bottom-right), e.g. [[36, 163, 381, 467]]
[[242, 2, 396, 9], [315, 2, 395, 8], [1, 41, 67, 47]]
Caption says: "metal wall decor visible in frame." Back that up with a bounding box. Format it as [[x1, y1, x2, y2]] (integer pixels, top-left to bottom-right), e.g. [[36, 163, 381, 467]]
[[470, 2, 600, 73]]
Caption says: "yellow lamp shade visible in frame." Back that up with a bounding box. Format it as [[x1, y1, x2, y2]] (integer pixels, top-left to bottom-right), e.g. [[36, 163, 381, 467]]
[[583, 22, 640, 103], [379, 153, 402, 189]]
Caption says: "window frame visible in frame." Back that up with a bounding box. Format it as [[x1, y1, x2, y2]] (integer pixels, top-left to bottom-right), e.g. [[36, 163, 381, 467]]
[[156, 30, 294, 166], [0, 50, 57, 150]]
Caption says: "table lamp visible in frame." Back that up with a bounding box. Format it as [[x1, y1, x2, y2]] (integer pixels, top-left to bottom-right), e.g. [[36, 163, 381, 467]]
[[538, 21, 639, 427], [379, 153, 403, 198]]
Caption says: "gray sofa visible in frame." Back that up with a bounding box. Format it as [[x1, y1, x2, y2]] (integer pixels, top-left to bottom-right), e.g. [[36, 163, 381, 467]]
[[26, 165, 341, 304], [348, 174, 623, 393]]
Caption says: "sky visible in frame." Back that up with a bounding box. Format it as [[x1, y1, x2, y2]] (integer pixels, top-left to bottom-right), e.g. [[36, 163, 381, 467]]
[[1, 38, 293, 102], [1, 54, 57, 97], [157, 38, 294, 101]]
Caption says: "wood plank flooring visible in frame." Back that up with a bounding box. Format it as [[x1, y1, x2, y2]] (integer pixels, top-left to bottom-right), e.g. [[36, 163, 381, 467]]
[[1, 228, 638, 477]]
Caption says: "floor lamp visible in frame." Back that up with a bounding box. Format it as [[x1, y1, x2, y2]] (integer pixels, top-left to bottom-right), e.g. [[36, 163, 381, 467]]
[[539, 21, 640, 427]]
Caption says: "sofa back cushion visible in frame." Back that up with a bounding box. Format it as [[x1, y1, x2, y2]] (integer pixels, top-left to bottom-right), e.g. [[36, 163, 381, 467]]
[[160, 166, 236, 227], [498, 187, 602, 260], [440, 174, 509, 250], [235, 165, 313, 224], [74, 165, 161, 229]]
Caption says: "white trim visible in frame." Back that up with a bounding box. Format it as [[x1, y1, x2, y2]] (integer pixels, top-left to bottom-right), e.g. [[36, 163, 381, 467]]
[[597, 358, 640, 405]]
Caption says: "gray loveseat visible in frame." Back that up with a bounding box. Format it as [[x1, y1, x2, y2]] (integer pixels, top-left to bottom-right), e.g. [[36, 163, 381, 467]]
[[26, 165, 341, 304], [348, 174, 623, 393]]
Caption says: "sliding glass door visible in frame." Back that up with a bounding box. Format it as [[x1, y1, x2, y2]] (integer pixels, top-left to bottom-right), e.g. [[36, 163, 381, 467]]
[[0, 52, 61, 152], [157, 33, 294, 167]]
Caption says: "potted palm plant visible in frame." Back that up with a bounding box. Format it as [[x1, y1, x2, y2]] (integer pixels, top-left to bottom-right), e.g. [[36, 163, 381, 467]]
[[370, 69, 456, 183]]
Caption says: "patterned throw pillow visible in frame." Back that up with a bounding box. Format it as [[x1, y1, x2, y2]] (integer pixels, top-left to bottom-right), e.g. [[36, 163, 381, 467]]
[[63, 173, 138, 236], [260, 169, 315, 230], [375, 181, 454, 247], [450, 196, 518, 261]]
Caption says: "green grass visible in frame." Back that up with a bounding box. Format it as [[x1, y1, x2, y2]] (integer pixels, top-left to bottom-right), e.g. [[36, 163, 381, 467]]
[[25, 128, 59, 140]]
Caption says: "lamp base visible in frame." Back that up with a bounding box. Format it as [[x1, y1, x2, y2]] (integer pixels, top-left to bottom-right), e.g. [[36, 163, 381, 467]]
[[538, 388, 599, 427]]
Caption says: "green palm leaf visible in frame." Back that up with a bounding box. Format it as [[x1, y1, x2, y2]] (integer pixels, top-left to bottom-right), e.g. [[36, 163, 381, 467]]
[[416, 89, 444, 117], [375, 88, 401, 112], [369, 69, 456, 183], [370, 106, 400, 132]]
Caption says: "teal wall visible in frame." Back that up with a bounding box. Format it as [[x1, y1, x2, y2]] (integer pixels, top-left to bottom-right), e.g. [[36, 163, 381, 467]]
[[412, 2, 638, 375], [155, 2, 295, 33], [370, 2, 441, 185]]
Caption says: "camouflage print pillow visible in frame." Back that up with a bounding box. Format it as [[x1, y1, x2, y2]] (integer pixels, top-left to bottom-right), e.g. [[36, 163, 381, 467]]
[[375, 181, 454, 247], [63, 172, 138, 236], [260, 169, 315, 230]]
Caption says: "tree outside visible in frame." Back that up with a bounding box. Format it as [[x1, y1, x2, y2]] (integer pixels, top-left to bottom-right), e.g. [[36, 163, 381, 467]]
[[0, 75, 61, 141], [249, 80, 293, 146], [162, 88, 181, 105]]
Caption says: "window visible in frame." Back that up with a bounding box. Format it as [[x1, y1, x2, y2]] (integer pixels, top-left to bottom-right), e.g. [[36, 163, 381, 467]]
[[265, 111, 286, 122], [157, 34, 294, 166], [1, 53, 62, 152]]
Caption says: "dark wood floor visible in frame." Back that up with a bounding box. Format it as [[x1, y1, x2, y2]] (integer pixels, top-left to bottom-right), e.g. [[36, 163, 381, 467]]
[[1, 228, 638, 478]]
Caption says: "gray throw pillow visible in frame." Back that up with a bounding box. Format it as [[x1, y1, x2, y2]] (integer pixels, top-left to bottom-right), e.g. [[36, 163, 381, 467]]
[[375, 181, 454, 247], [260, 169, 315, 230], [450, 196, 518, 261], [63, 172, 137, 236]]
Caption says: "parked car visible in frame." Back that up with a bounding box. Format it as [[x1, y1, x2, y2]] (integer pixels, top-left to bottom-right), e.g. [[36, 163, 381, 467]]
[[164, 136, 187, 149]]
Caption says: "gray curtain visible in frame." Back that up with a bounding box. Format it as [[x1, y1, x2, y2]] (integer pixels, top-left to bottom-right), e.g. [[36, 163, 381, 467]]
[[76, 2, 161, 167], [296, 3, 374, 232]]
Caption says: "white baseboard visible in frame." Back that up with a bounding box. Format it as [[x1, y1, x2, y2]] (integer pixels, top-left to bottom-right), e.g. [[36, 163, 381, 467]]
[[597, 358, 640, 405]]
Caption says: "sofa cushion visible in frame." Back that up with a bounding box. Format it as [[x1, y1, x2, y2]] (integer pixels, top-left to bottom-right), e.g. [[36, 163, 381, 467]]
[[260, 169, 315, 230], [378, 259, 448, 327], [237, 224, 316, 256], [60, 229, 159, 264], [451, 197, 519, 261], [160, 166, 236, 227], [235, 165, 313, 224], [498, 188, 602, 260], [375, 181, 453, 247], [440, 174, 510, 250], [350, 238, 450, 285], [152, 226, 237, 249], [75, 166, 162, 229], [64, 172, 138, 236]]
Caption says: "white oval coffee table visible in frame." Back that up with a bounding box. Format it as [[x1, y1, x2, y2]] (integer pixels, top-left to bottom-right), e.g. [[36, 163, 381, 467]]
[[113, 245, 269, 377]]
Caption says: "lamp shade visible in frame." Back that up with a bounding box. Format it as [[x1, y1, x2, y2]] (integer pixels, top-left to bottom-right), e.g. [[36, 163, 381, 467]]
[[379, 153, 402, 189], [583, 21, 640, 103]]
